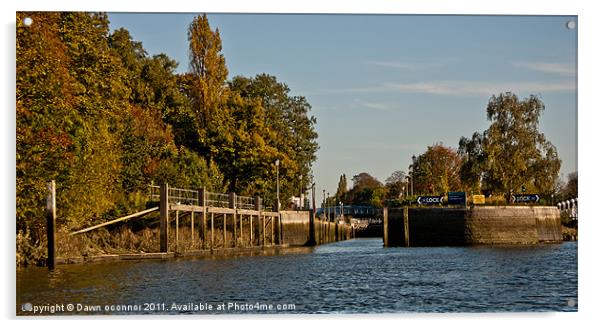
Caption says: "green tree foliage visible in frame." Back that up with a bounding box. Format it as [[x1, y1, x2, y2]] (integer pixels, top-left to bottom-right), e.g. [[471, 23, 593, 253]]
[[458, 93, 561, 196], [186, 14, 230, 160], [346, 173, 385, 206], [227, 74, 319, 202], [560, 172, 577, 200], [385, 170, 407, 199], [17, 12, 78, 245], [458, 132, 486, 193], [335, 174, 347, 201], [412, 143, 462, 195]]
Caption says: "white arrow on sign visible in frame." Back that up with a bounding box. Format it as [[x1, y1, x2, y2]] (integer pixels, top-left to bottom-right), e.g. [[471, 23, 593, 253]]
[[417, 196, 442, 205]]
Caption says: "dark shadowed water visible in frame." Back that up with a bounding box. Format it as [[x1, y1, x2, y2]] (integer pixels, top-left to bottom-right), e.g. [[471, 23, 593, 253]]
[[16, 239, 577, 315]]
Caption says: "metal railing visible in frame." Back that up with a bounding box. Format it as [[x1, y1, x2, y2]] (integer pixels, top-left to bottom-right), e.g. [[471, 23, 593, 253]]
[[150, 184, 271, 210], [149, 185, 161, 202], [169, 187, 199, 205], [150, 185, 199, 205], [206, 191, 229, 208], [236, 195, 256, 210]]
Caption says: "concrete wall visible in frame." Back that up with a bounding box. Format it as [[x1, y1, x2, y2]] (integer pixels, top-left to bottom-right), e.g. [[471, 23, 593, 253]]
[[280, 211, 352, 246], [410, 208, 467, 246], [384, 206, 562, 246]]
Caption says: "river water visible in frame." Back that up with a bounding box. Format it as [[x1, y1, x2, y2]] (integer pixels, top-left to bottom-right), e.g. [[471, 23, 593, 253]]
[[16, 239, 577, 314]]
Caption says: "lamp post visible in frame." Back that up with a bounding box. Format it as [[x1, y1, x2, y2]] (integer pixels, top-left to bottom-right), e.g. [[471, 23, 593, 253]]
[[322, 189, 326, 219], [410, 155, 416, 197], [327, 192, 330, 221], [275, 159, 280, 212], [299, 174, 303, 209]]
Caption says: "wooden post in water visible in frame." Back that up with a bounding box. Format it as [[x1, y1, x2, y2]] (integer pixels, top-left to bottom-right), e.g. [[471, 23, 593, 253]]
[[305, 183, 317, 246], [271, 216, 275, 246], [239, 214, 245, 247], [229, 192, 236, 247], [46, 180, 56, 269], [382, 207, 389, 247], [253, 196, 261, 247], [175, 210, 179, 251], [249, 215, 253, 247], [190, 211, 194, 248], [334, 221, 339, 242], [199, 187, 206, 248], [210, 212, 214, 250], [403, 206, 410, 247], [159, 183, 169, 252], [262, 215, 266, 246], [223, 214, 227, 248]]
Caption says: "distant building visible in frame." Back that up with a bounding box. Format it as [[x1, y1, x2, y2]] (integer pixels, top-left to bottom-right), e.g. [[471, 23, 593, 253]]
[[289, 195, 305, 210]]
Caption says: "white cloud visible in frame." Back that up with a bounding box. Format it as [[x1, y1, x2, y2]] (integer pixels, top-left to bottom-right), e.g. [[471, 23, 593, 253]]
[[367, 58, 457, 71], [383, 80, 575, 96], [307, 80, 575, 97], [360, 102, 389, 110], [514, 61, 576, 76], [346, 143, 424, 151], [368, 61, 417, 70]]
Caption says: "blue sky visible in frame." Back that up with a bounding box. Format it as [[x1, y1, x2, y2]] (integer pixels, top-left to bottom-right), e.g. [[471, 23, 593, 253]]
[[108, 13, 577, 196]]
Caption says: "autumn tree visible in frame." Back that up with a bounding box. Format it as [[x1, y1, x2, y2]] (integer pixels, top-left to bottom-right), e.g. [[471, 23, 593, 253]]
[[412, 143, 462, 195], [187, 14, 230, 161], [16, 12, 319, 265], [459, 92, 561, 196]]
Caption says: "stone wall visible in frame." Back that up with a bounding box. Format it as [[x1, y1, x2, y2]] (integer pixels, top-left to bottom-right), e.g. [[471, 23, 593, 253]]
[[384, 206, 562, 246], [280, 211, 310, 246], [280, 211, 352, 246]]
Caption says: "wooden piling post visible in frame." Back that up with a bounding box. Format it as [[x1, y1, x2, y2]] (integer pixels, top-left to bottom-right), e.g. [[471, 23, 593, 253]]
[[249, 215, 253, 246], [229, 192, 236, 247], [199, 188, 206, 248], [175, 210, 179, 251], [305, 184, 317, 246], [262, 215, 266, 246], [159, 183, 169, 253], [271, 216, 275, 246], [335, 221, 339, 242], [383, 207, 389, 247], [210, 212, 214, 250], [279, 214, 283, 245], [190, 211, 194, 247], [46, 180, 56, 269], [253, 196, 261, 247], [223, 214, 227, 248], [239, 214, 245, 247], [403, 206, 410, 247]]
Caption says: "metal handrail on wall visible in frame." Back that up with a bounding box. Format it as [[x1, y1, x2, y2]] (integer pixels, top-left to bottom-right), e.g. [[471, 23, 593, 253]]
[[149, 184, 269, 211]]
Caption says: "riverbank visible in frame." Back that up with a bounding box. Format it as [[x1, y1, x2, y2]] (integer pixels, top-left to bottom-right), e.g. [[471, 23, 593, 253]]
[[55, 244, 310, 265], [21, 211, 351, 267]]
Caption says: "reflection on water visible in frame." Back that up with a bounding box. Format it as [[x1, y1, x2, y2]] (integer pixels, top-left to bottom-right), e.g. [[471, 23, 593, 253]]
[[17, 239, 577, 314]]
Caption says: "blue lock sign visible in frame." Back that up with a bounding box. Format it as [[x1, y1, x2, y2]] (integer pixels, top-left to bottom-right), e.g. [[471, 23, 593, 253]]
[[512, 194, 540, 203], [417, 196, 443, 205]]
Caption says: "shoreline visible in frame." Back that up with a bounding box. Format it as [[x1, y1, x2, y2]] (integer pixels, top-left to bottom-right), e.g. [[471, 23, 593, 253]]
[[52, 244, 313, 266]]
